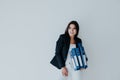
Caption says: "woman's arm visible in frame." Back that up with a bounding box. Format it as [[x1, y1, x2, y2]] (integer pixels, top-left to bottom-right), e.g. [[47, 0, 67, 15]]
[[55, 34, 65, 69]]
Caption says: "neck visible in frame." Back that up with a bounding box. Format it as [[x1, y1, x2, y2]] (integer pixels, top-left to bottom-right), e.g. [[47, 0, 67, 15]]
[[70, 36, 75, 40]]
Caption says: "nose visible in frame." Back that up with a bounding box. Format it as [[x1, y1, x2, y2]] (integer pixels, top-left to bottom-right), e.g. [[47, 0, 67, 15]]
[[71, 29, 74, 31]]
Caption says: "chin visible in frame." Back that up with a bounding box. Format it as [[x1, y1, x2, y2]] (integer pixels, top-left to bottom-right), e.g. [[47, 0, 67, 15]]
[[69, 35, 75, 37]]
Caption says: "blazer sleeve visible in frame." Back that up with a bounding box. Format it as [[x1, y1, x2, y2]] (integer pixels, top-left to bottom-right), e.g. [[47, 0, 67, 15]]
[[55, 34, 65, 69]]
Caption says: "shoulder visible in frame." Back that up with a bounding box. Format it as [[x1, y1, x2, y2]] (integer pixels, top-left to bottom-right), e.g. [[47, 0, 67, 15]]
[[58, 34, 68, 39], [76, 37, 82, 43], [59, 34, 66, 37], [56, 34, 66, 42], [56, 34, 69, 43]]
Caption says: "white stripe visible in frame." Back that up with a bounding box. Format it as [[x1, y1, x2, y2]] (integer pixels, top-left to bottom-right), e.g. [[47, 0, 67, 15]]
[[74, 56, 79, 66], [83, 55, 87, 65], [78, 56, 83, 66]]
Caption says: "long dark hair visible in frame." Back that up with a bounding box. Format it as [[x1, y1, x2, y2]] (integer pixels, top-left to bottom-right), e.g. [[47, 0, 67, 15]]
[[64, 20, 79, 38]]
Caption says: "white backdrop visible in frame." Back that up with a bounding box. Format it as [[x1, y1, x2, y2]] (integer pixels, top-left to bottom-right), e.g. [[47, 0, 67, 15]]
[[0, 0, 120, 80]]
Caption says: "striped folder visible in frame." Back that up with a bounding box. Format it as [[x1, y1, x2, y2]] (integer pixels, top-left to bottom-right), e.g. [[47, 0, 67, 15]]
[[70, 43, 88, 71]]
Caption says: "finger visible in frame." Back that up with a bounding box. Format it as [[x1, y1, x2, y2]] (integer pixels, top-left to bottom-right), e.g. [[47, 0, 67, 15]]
[[66, 73, 68, 76], [62, 72, 65, 76], [65, 71, 68, 76], [62, 72, 66, 76]]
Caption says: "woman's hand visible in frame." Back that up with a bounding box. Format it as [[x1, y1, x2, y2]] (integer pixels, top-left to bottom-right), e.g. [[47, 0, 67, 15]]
[[61, 67, 68, 76]]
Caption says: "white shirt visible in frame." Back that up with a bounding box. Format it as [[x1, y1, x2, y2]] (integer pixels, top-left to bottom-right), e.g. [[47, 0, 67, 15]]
[[65, 44, 76, 66]]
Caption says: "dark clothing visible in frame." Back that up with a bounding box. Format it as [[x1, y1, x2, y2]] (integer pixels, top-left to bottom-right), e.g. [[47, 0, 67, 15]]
[[50, 34, 88, 69]]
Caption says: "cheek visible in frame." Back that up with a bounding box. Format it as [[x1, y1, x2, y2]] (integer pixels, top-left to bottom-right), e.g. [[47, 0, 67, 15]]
[[68, 29, 71, 33], [74, 30, 77, 34]]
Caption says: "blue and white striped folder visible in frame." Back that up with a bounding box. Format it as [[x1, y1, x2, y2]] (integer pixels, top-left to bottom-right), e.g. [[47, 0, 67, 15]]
[[70, 43, 88, 71]]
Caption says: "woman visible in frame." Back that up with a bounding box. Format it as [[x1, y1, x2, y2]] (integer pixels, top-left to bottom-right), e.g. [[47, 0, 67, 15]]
[[50, 20, 88, 80]]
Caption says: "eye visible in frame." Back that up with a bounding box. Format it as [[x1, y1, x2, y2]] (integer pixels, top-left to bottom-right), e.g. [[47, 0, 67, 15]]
[[68, 27, 71, 29], [73, 28, 76, 29]]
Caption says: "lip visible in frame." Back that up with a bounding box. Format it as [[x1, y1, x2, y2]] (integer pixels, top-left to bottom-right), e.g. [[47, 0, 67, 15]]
[[70, 32, 74, 34]]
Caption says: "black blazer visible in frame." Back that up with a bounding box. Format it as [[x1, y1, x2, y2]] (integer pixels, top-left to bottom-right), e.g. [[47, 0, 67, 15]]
[[50, 34, 88, 69]]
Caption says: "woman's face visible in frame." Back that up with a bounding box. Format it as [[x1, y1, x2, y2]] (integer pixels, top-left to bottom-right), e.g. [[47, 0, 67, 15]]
[[68, 24, 77, 37]]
